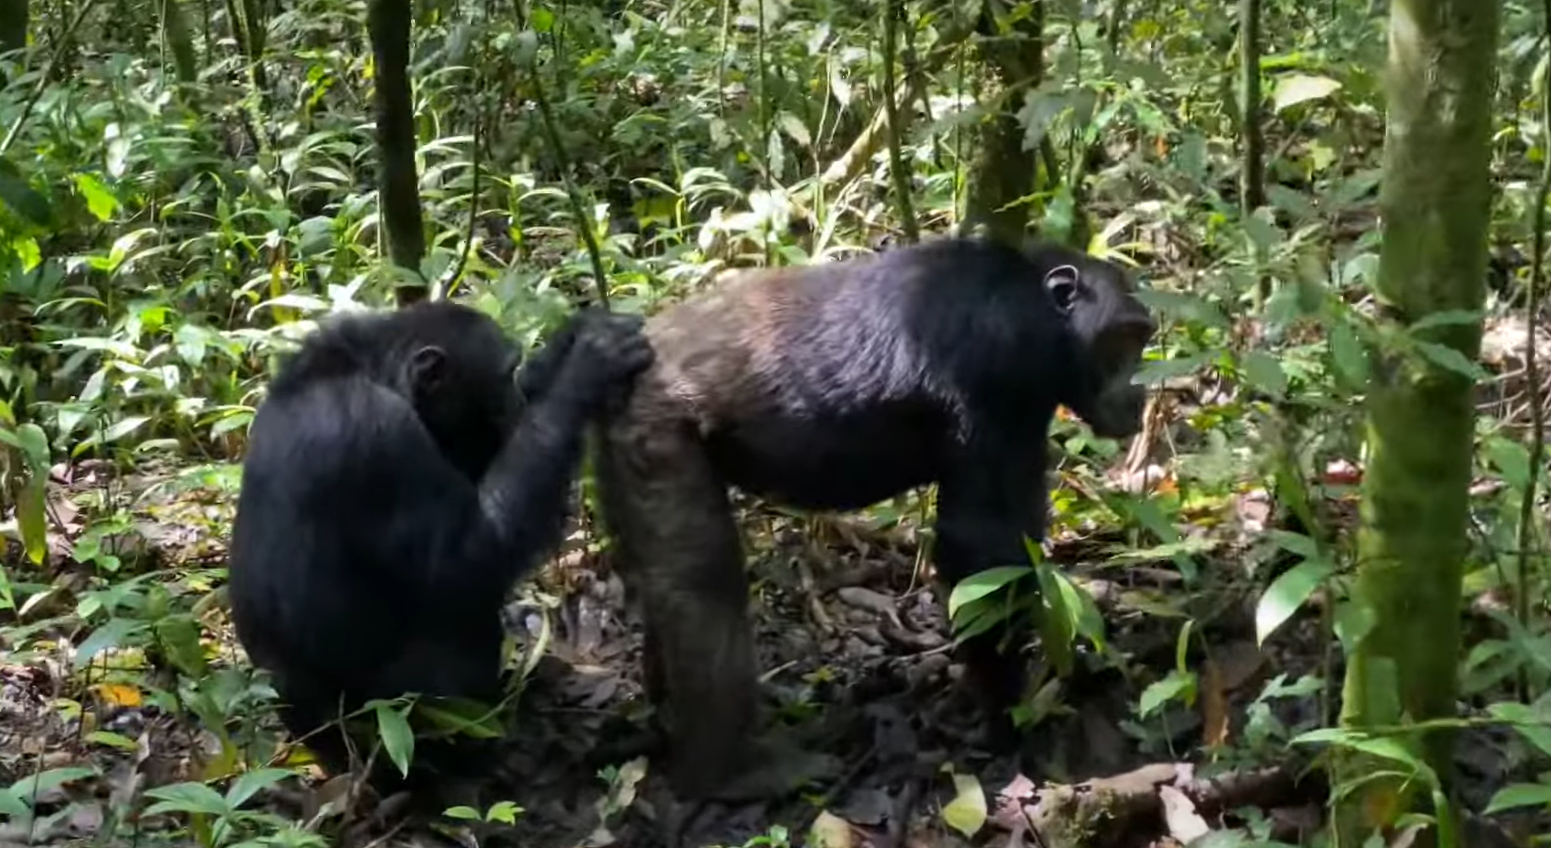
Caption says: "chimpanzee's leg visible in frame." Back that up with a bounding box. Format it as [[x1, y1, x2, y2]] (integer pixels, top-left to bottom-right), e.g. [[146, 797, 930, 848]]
[[599, 411, 760, 799], [931, 435, 1050, 717]]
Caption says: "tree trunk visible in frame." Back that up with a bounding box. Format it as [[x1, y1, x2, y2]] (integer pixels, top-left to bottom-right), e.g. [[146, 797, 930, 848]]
[[0, 0, 26, 58], [368, 0, 428, 305], [1336, 0, 1498, 840], [963, 0, 1043, 245], [160, 0, 198, 83]]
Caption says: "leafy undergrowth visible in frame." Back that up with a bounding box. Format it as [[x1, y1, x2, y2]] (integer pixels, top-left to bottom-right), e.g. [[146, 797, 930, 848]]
[[3, 403, 1545, 848]]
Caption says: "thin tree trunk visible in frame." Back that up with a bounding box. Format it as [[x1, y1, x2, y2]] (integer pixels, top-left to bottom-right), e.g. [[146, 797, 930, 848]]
[[964, 0, 1044, 244], [160, 0, 197, 83], [882, 0, 918, 244], [0, 0, 28, 58], [368, 0, 428, 305], [1238, 0, 1266, 303], [1336, 0, 1499, 840]]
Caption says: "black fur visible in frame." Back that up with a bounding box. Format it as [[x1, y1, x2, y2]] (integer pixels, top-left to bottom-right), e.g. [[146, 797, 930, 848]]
[[228, 301, 652, 792], [598, 236, 1155, 800]]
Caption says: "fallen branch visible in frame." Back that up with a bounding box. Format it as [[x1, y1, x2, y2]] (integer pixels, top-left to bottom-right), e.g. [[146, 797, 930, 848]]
[[993, 762, 1317, 848]]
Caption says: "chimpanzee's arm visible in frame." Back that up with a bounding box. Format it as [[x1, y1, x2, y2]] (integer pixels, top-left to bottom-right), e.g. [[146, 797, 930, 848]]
[[932, 429, 1049, 583], [323, 379, 592, 617], [515, 315, 584, 402], [930, 432, 1049, 709]]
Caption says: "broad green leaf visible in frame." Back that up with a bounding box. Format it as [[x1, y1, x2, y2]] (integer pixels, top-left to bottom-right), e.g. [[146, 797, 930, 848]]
[[1487, 702, 1551, 758], [1413, 341, 1488, 381], [1138, 669, 1196, 717], [1255, 558, 1335, 645], [1134, 352, 1211, 385], [1408, 310, 1482, 333], [1267, 530, 1320, 560], [1483, 783, 1551, 815], [1036, 563, 1077, 675], [375, 703, 416, 778], [144, 781, 231, 817], [940, 771, 986, 838], [1272, 74, 1342, 112], [6, 767, 98, 799], [73, 618, 148, 669], [443, 806, 482, 821], [17, 472, 47, 566], [223, 768, 292, 809], [85, 731, 140, 750], [946, 566, 1031, 617], [1239, 351, 1288, 398], [73, 173, 119, 222], [485, 800, 523, 824], [101, 416, 152, 445], [0, 790, 30, 818], [1332, 599, 1376, 655], [1486, 437, 1532, 491], [1329, 321, 1369, 385]]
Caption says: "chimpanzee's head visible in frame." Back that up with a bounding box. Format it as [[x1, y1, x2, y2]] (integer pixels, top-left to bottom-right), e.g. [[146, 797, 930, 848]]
[[392, 301, 527, 480], [1035, 249, 1156, 439]]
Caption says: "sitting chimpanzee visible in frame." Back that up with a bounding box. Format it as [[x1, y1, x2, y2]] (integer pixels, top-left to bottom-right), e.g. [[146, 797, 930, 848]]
[[228, 301, 653, 795], [596, 235, 1156, 801]]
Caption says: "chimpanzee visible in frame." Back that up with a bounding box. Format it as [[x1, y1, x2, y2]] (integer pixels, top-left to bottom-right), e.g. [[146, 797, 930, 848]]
[[228, 301, 654, 792], [596, 235, 1156, 801]]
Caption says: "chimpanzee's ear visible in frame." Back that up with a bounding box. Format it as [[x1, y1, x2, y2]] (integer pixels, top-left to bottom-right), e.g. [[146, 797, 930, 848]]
[[408, 345, 447, 393], [1044, 264, 1083, 313]]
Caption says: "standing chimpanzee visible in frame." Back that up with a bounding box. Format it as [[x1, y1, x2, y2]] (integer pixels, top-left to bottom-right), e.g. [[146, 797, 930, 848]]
[[596, 236, 1156, 801], [228, 301, 653, 794]]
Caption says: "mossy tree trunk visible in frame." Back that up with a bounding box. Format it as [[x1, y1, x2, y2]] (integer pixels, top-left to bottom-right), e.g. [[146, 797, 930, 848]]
[[1336, 0, 1498, 838], [964, 0, 1043, 245]]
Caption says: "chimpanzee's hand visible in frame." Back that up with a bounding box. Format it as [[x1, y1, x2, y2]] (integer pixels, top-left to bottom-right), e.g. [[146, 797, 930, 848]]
[[561, 310, 655, 406]]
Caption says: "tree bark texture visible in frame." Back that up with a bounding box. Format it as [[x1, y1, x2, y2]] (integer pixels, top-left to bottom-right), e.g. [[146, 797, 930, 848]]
[[964, 0, 1043, 245], [1337, 0, 1498, 837]]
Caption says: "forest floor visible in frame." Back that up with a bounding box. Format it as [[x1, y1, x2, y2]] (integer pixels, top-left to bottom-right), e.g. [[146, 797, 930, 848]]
[[5, 332, 1550, 847]]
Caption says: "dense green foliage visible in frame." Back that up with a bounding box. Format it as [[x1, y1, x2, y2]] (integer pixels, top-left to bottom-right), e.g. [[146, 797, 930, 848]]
[[2, 0, 1551, 845]]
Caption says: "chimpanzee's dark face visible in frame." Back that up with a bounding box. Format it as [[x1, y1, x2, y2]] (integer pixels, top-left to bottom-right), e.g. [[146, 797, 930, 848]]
[[1042, 258, 1156, 439], [405, 310, 526, 481]]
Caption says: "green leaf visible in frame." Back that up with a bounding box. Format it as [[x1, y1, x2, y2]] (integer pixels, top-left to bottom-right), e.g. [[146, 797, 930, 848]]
[[1267, 530, 1320, 560], [1412, 341, 1489, 381], [1483, 783, 1551, 815], [946, 566, 1031, 618], [375, 703, 416, 778], [1239, 351, 1288, 398], [1138, 669, 1196, 717], [1272, 74, 1342, 112], [101, 416, 152, 444], [1255, 558, 1335, 645], [1134, 352, 1211, 385], [1486, 437, 1532, 491], [485, 800, 523, 824], [144, 781, 231, 817], [1486, 702, 1551, 758], [443, 805, 482, 821], [224, 768, 293, 808], [940, 771, 986, 837], [17, 471, 47, 566], [1329, 320, 1369, 386], [73, 173, 119, 222], [1408, 310, 1482, 333], [6, 767, 98, 799], [73, 618, 148, 669]]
